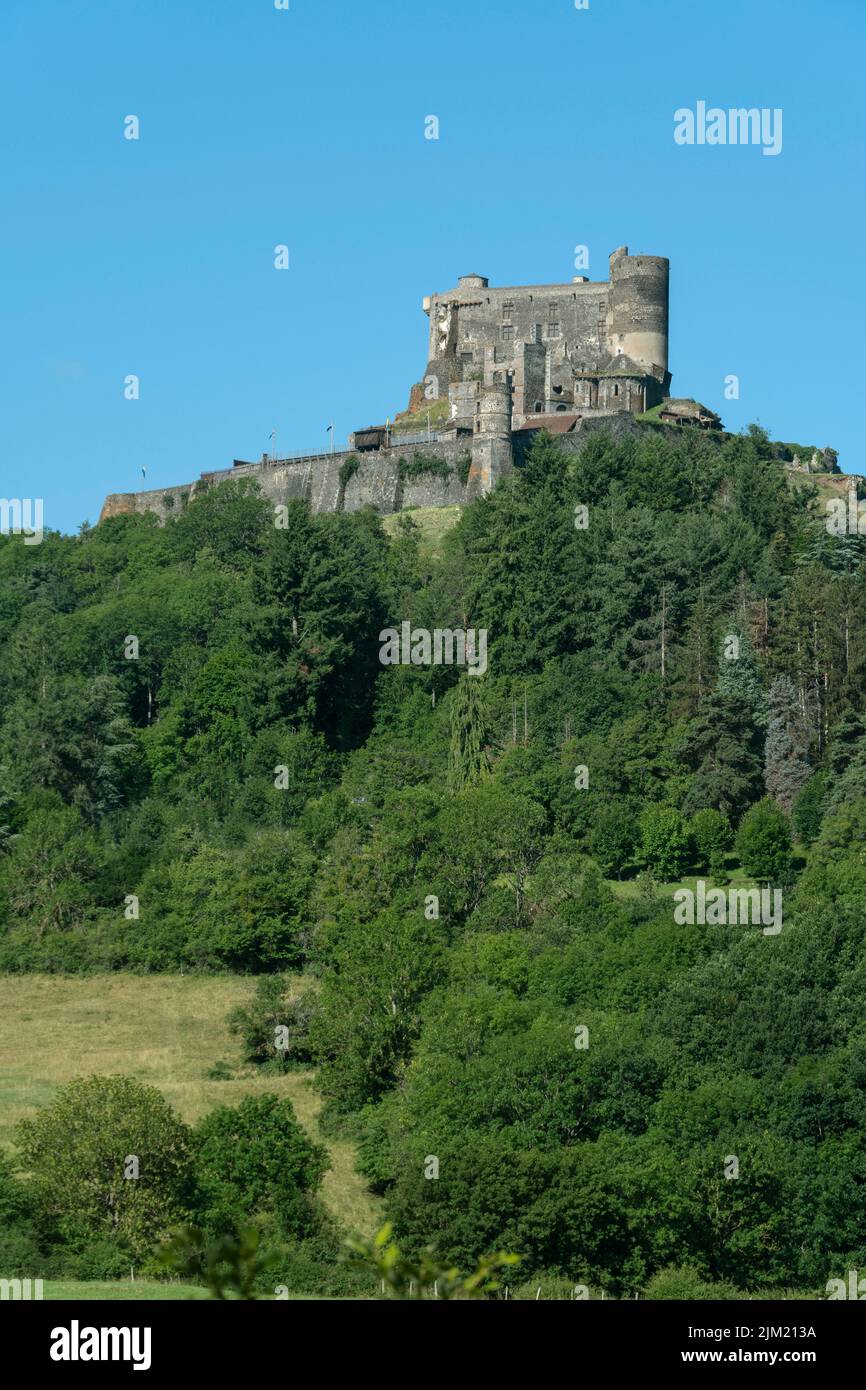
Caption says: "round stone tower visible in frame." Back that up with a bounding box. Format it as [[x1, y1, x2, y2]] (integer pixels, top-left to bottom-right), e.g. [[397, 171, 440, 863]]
[[478, 378, 512, 439], [470, 379, 513, 496], [606, 246, 669, 374]]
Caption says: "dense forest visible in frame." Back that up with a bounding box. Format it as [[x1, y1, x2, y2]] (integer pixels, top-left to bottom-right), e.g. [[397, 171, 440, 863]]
[[2, 423, 866, 1296]]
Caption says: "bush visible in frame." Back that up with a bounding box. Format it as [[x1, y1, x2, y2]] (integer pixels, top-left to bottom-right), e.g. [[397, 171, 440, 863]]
[[0, 1151, 42, 1272], [228, 975, 317, 1071], [509, 1277, 596, 1300], [397, 452, 452, 483], [338, 455, 359, 491], [643, 1265, 741, 1301], [735, 797, 793, 882]]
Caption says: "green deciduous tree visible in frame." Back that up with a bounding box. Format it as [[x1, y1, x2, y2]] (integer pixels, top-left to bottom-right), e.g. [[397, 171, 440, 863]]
[[735, 797, 793, 882], [15, 1075, 193, 1260]]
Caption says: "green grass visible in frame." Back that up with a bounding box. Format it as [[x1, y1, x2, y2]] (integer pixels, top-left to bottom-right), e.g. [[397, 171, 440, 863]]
[[36, 1280, 212, 1301], [607, 863, 764, 900], [29, 1280, 336, 1300], [0, 974, 382, 1238], [382, 504, 461, 558], [390, 396, 450, 434]]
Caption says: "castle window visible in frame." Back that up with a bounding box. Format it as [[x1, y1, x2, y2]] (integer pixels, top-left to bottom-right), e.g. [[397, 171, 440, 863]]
[[547, 322, 561, 339], [534, 401, 543, 413], [613, 383, 620, 396], [500, 324, 513, 340], [502, 300, 515, 318]]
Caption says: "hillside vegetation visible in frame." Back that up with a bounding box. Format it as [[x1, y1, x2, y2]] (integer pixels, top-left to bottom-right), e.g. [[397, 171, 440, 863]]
[[1, 422, 866, 1296]]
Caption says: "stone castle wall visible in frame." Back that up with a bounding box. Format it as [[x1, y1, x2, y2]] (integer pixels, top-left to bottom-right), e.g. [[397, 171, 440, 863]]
[[99, 438, 487, 524]]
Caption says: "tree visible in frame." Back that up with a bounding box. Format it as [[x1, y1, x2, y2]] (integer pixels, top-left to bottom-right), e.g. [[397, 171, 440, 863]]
[[639, 805, 691, 879], [448, 677, 491, 791], [675, 686, 764, 822], [689, 808, 732, 877], [715, 626, 767, 729], [0, 802, 100, 935], [15, 1076, 193, 1259], [191, 1094, 327, 1239], [792, 772, 826, 847], [311, 908, 447, 1110], [735, 797, 793, 882], [764, 675, 811, 813], [228, 975, 317, 1070]]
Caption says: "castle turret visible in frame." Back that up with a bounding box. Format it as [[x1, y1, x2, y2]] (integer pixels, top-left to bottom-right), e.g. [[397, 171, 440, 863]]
[[606, 247, 669, 377], [469, 379, 513, 496]]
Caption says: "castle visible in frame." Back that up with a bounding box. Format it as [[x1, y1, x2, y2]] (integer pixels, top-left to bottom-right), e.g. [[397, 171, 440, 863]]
[[413, 245, 670, 427], [99, 246, 672, 523]]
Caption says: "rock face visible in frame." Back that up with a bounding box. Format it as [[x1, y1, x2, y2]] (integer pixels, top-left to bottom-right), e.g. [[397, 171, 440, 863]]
[[98, 493, 142, 522]]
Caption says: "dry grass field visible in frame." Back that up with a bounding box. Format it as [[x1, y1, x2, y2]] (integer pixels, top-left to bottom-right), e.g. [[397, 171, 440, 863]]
[[0, 974, 381, 1238]]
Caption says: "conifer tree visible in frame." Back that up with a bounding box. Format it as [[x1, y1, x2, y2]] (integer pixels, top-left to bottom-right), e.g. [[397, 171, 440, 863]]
[[764, 675, 811, 813], [448, 677, 491, 792]]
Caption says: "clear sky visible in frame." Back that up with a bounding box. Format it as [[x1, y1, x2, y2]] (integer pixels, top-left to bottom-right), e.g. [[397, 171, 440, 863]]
[[2, 0, 864, 534]]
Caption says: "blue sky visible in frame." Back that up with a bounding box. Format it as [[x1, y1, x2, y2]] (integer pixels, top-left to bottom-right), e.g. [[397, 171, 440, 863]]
[[1, 0, 864, 533]]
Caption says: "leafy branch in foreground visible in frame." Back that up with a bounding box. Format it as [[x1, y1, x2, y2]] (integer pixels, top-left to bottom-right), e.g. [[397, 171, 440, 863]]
[[344, 1222, 519, 1300], [157, 1223, 277, 1300]]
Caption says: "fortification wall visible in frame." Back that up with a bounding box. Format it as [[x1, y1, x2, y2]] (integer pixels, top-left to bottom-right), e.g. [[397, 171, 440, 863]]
[[99, 438, 485, 525]]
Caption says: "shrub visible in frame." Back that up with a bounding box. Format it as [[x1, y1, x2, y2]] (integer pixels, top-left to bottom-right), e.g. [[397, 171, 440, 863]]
[[397, 452, 452, 483], [643, 1265, 741, 1301], [228, 975, 317, 1071], [338, 455, 359, 491]]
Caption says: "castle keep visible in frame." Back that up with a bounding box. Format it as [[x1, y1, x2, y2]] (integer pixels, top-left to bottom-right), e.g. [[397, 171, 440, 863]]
[[99, 246, 671, 524], [416, 245, 670, 428]]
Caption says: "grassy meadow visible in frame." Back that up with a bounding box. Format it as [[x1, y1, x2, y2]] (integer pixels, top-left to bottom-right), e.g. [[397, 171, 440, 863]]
[[0, 974, 381, 1239]]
